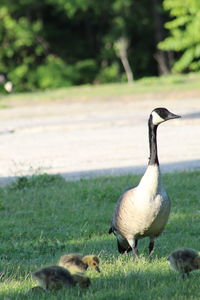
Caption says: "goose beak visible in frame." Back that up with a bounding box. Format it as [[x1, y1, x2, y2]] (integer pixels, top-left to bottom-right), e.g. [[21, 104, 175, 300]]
[[95, 266, 101, 273], [167, 112, 181, 120]]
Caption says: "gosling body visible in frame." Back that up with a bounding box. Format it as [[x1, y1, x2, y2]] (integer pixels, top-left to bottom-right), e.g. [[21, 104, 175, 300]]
[[32, 265, 76, 290], [58, 253, 100, 273], [168, 248, 200, 278]]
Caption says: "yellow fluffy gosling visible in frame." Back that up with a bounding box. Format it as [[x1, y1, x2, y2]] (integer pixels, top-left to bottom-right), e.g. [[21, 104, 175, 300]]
[[168, 248, 200, 278], [58, 253, 100, 274]]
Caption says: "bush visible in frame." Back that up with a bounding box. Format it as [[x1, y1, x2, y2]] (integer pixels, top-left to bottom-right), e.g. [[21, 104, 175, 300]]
[[74, 59, 98, 84], [96, 62, 121, 83], [0, 7, 46, 92], [36, 55, 75, 89]]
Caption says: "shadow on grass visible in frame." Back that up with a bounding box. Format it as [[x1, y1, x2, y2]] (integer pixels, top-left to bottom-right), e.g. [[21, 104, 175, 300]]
[[60, 159, 200, 181], [0, 159, 199, 186]]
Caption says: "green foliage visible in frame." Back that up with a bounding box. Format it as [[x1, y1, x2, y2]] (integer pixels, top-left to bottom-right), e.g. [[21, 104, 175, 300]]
[[0, 6, 46, 92], [96, 63, 121, 83], [1, 171, 200, 299], [159, 0, 200, 72], [36, 57, 98, 88], [36, 55, 74, 89], [0, 0, 161, 92], [73, 59, 98, 84]]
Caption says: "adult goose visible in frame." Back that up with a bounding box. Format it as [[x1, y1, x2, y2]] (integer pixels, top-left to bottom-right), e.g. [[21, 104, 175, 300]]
[[109, 108, 180, 257]]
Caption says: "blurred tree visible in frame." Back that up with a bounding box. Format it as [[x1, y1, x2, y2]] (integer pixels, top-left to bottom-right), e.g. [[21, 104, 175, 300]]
[[159, 0, 200, 72], [0, 5, 48, 91], [0, 0, 172, 92], [99, 0, 160, 80], [115, 36, 134, 82]]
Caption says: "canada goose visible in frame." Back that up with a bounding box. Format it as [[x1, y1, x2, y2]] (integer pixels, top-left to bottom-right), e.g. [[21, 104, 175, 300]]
[[32, 265, 76, 290], [168, 248, 200, 278], [58, 253, 100, 273], [109, 108, 180, 257]]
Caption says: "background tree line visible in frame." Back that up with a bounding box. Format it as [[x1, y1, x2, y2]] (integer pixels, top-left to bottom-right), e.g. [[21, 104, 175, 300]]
[[0, 0, 199, 92]]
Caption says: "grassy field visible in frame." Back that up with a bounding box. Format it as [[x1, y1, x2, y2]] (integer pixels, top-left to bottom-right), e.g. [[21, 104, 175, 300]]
[[0, 171, 200, 300], [0, 72, 200, 106]]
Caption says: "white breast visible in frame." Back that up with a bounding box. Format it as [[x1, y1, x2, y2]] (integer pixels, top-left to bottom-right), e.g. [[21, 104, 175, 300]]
[[114, 164, 170, 238], [135, 165, 161, 204]]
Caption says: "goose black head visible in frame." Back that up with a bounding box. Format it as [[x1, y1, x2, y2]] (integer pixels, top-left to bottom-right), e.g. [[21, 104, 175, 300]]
[[150, 107, 181, 126]]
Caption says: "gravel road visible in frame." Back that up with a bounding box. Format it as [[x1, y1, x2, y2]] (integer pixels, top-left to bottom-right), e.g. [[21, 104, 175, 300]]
[[0, 90, 199, 185]]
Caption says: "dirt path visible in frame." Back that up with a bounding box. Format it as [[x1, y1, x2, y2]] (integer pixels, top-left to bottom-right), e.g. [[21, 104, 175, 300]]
[[0, 90, 199, 185]]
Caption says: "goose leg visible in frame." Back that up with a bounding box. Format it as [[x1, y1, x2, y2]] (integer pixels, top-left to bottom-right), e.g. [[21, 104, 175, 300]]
[[132, 247, 139, 258], [148, 238, 155, 255], [128, 238, 139, 258]]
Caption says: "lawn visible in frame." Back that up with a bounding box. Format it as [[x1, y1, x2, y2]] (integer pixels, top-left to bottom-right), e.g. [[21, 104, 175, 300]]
[[0, 72, 200, 106], [0, 171, 200, 300]]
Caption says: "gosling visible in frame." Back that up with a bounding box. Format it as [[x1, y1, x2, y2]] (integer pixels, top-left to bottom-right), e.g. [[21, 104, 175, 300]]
[[168, 248, 200, 278], [32, 265, 76, 290], [58, 254, 100, 274]]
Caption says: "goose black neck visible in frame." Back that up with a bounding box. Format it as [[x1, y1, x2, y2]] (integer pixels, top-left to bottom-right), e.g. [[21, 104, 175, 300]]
[[148, 117, 159, 166]]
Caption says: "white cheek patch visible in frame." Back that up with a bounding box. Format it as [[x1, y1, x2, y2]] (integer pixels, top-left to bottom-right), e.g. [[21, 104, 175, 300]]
[[151, 111, 165, 125]]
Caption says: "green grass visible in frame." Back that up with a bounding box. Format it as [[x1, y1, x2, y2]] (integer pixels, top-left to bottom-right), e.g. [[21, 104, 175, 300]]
[[0, 171, 200, 299], [0, 72, 200, 106]]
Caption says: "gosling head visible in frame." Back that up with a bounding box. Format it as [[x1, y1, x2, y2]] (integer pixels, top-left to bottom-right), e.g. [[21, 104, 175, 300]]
[[194, 256, 200, 269], [82, 255, 100, 273], [150, 107, 181, 126], [73, 273, 91, 288]]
